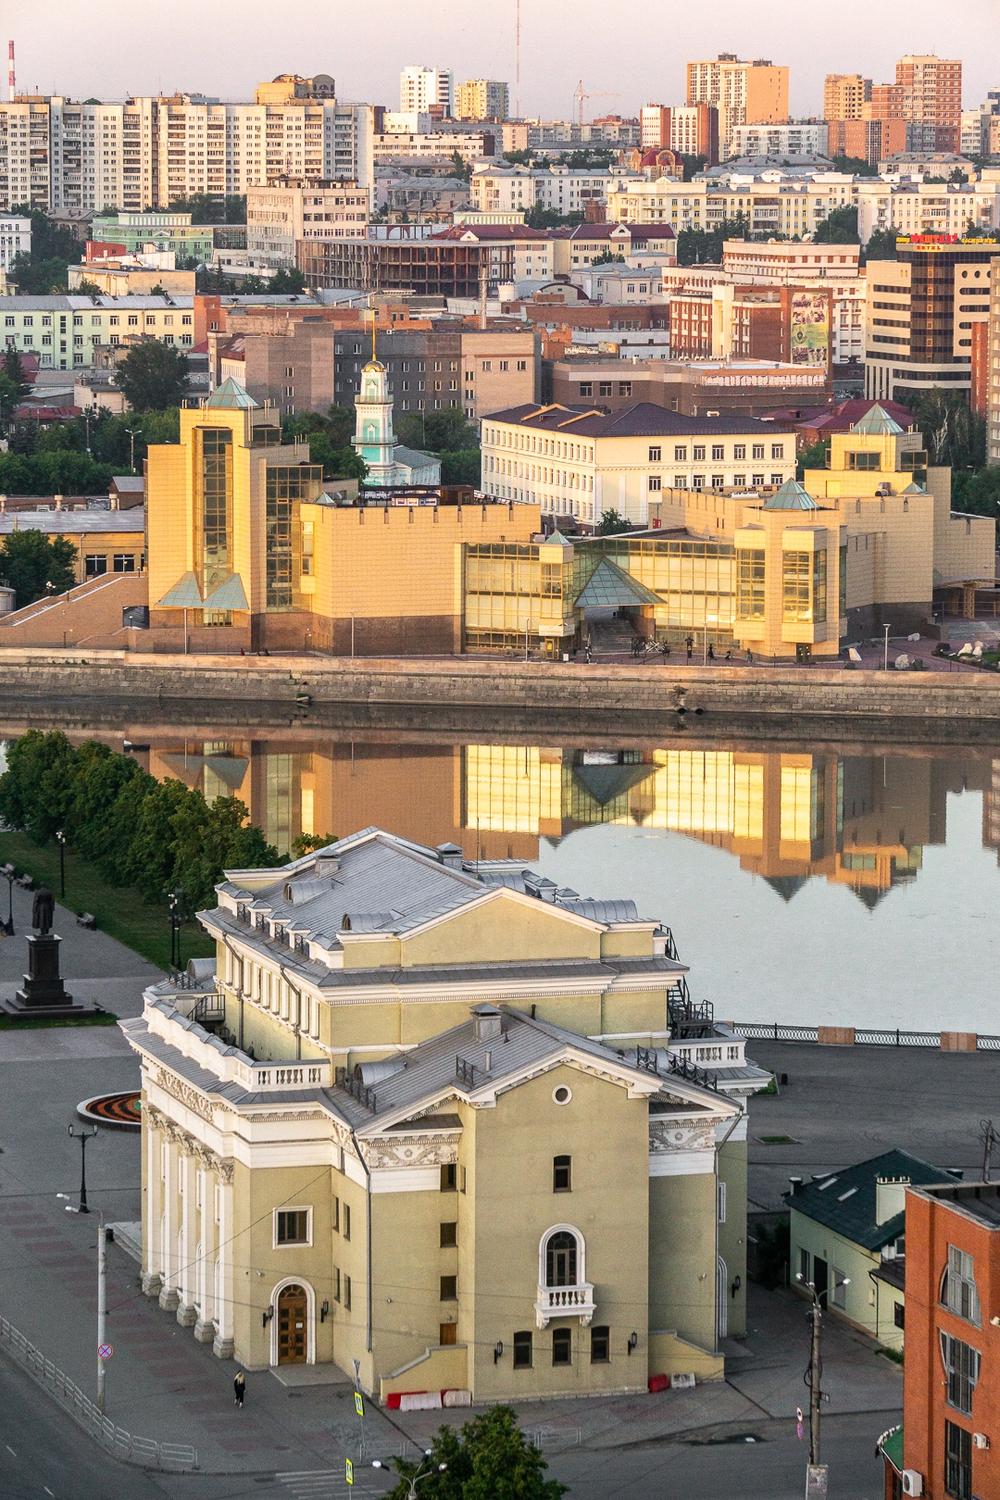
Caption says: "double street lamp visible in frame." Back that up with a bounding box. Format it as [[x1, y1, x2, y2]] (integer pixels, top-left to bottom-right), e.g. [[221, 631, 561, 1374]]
[[55, 828, 66, 899], [65, 1123, 98, 1214], [371, 1456, 447, 1498], [0, 862, 15, 936]]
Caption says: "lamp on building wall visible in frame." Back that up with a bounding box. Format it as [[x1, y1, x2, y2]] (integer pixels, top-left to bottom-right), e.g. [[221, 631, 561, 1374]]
[[320, 1300, 330, 1323], [262, 1305, 274, 1329], [493, 1340, 504, 1363], [627, 1331, 638, 1355], [731, 1275, 742, 1298]]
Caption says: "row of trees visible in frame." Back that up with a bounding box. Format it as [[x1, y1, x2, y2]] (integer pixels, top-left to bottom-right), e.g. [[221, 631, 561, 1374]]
[[0, 731, 280, 915], [397, 405, 482, 486]]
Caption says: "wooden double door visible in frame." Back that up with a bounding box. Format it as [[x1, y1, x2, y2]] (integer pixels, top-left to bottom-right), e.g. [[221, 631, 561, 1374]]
[[276, 1284, 308, 1364]]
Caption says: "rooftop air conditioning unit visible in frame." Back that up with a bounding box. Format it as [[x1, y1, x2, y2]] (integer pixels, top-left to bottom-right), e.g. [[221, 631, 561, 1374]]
[[901, 1472, 923, 1497]]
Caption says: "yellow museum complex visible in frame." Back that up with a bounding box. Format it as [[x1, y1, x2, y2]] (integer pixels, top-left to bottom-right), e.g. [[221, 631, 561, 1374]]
[[121, 826, 769, 1396]]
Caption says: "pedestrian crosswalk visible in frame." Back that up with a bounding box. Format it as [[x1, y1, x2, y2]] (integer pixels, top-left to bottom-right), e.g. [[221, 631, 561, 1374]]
[[272, 1468, 382, 1499]]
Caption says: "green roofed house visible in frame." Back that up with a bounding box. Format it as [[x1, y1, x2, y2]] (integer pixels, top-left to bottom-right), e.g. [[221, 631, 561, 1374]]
[[786, 1149, 960, 1349]]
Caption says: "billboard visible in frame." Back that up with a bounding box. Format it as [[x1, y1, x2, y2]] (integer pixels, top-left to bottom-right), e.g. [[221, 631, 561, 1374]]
[[788, 290, 830, 368]]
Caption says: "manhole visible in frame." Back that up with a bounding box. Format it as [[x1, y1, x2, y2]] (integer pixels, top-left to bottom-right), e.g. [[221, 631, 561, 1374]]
[[77, 1092, 142, 1129]]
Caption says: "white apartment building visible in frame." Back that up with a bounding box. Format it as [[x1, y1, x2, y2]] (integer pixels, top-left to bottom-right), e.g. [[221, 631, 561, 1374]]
[[399, 66, 454, 117], [373, 132, 495, 167], [0, 94, 375, 213], [856, 180, 1000, 243], [246, 179, 369, 267], [471, 165, 635, 217], [481, 402, 794, 527], [455, 80, 510, 122], [728, 122, 829, 159], [606, 176, 855, 238], [0, 294, 194, 370], [0, 214, 30, 273]]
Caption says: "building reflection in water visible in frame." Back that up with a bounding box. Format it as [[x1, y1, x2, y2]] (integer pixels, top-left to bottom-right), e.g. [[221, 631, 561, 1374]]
[[134, 737, 1000, 907]]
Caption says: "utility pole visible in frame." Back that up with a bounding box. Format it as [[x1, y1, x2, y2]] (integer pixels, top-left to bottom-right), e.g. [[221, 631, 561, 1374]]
[[980, 1118, 998, 1182], [97, 1217, 108, 1412], [808, 1297, 822, 1465]]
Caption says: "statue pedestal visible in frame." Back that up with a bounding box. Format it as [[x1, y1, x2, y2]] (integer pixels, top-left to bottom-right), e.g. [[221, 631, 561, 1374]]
[[1, 933, 98, 1021]]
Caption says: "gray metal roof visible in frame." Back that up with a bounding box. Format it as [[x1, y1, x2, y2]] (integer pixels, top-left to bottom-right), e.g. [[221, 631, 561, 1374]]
[[0, 509, 145, 534]]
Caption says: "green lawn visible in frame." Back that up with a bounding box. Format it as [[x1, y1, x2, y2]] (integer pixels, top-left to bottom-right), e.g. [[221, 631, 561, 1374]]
[[0, 832, 214, 971]]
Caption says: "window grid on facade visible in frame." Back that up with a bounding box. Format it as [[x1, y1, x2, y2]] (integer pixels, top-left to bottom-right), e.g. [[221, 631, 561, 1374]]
[[943, 1246, 980, 1324], [197, 426, 232, 592]]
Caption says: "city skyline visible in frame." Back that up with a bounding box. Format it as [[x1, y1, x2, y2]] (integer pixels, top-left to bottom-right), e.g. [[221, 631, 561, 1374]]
[[3, 0, 995, 119]]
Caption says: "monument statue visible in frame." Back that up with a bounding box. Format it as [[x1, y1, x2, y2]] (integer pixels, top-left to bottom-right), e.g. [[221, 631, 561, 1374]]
[[31, 887, 55, 936]]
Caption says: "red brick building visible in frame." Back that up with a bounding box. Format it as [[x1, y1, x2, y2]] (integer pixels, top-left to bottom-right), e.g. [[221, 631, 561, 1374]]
[[881, 1181, 1000, 1500]]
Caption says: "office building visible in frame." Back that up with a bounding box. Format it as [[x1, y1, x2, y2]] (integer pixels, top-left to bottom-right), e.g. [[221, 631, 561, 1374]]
[[686, 55, 789, 158], [399, 65, 454, 117], [455, 80, 510, 122], [0, 89, 375, 214], [866, 235, 1000, 402], [881, 1180, 1000, 1500], [476, 405, 994, 656], [246, 180, 369, 269]]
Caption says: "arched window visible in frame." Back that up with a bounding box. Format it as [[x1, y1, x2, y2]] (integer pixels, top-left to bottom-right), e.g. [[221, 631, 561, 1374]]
[[539, 1225, 586, 1289]]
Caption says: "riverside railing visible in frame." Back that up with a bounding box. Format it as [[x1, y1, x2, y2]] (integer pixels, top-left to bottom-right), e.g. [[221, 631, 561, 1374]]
[[730, 1022, 1000, 1051], [0, 1314, 199, 1471]]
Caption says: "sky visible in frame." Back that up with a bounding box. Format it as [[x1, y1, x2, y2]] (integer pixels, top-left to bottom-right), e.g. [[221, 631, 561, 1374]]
[[4, 0, 998, 118]]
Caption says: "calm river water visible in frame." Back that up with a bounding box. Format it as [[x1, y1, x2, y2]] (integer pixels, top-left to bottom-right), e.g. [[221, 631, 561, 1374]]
[[5, 721, 998, 1033]]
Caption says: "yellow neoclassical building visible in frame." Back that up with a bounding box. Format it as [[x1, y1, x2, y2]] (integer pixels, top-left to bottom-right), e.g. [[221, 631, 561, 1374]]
[[121, 827, 768, 1400]]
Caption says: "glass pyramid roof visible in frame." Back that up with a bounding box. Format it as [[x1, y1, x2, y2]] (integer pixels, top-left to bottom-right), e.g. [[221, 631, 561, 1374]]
[[762, 479, 818, 511], [574, 557, 662, 609], [851, 404, 903, 436]]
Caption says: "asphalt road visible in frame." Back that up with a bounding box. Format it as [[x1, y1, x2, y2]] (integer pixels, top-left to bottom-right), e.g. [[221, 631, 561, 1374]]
[[0, 1351, 170, 1500]]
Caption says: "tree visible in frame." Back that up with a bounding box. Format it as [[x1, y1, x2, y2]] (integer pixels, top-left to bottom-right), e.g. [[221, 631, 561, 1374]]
[[397, 406, 478, 453], [864, 227, 898, 263], [592, 250, 625, 266], [269, 267, 306, 293], [116, 340, 190, 411], [676, 214, 753, 266], [0, 375, 23, 422], [812, 205, 859, 244], [0, 531, 77, 607], [596, 507, 631, 534], [282, 409, 366, 479], [450, 149, 472, 182], [680, 154, 707, 181], [439, 449, 482, 485], [831, 154, 877, 177], [289, 832, 339, 859], [74, 278, 102, 296], [384, 1408, 566, 1500], [2, 350, 29, 406], [797, 439, 829, 479], [952, 465, 1000, 520], [8, 209, 83, 293], [904, 390, 985, 470]]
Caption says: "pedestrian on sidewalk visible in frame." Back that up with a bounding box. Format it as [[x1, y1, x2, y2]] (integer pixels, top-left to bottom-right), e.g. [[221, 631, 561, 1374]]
[[234, 1370, 246, 1408], [707, 643, 715, 662], [685, 634, 694, 661]]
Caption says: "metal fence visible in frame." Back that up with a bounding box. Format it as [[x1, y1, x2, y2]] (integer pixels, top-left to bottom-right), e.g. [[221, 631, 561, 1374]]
[[0, 1315, 199, 1471], [730, 1022, 1000, 1052]]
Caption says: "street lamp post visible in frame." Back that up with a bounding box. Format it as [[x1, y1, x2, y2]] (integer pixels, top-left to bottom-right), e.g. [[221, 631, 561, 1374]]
[[0, 862, 14, 936], [372, 1457, 448, 1498], [883, 623, 892, 672], [796, 1271, 851, 1472], [55, 828, 66, 899], [67, 1123, 98, 1214], [125, 426, 139, 475], [169, 891, 183, 972]]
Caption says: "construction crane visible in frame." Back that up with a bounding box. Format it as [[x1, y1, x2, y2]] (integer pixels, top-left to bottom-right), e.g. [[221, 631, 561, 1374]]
[[573, 80, 621, 126]]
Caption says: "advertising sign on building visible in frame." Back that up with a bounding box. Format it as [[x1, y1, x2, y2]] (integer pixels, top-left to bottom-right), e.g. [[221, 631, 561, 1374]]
[[789, 291, 830, 368]]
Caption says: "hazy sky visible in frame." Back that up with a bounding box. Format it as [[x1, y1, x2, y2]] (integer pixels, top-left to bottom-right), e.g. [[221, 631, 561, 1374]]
[[4, 0, 997, 117]]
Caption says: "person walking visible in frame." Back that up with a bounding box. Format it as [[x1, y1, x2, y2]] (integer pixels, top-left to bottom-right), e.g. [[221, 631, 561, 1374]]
[[707, 643, 715, 662], [234, 1370, 246, 1409], [685, 634, 694, 662], [746, 647, 754, 665]]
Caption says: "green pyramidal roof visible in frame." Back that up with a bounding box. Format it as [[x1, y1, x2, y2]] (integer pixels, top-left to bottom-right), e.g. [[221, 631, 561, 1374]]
[[903, 480, 926, 494], [851, 404, 903, 436], [206, 377, 258, 410], [544, 529, 574, 546], [762, 479, 817, 511]]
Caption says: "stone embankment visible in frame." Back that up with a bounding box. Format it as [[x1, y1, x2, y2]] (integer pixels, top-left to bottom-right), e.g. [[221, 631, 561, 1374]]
[[0, 648, 998, 741]]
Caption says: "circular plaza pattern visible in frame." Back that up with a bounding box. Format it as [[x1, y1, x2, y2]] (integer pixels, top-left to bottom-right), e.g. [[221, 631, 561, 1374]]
[[77, 1092, 142, 1129]]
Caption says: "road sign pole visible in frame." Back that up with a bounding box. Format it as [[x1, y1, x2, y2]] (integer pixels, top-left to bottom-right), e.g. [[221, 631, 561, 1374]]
[[97, 1220, 107, 1412]]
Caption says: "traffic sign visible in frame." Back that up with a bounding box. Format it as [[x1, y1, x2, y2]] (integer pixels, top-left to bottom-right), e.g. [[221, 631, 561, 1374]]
[[98, 1343, 113, 1361], [345, 1458, 354, 1487], [354, 1391, 365, 1418]]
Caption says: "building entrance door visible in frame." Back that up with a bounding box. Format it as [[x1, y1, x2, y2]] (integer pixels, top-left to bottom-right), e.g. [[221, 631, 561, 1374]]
[[276, 1284, 308, 1364]]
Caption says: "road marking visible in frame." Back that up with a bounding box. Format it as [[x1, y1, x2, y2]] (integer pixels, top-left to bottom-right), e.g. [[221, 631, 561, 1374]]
[[44, 1489, 55, 1497], [4, 1445, 14, 1456]]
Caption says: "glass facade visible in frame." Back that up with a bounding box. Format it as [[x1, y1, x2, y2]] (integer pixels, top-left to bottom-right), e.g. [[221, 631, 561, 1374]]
[[736, 549, 766, 621], [463, 544, 569, 651], [197, 427, 232, 593], [265, 465, 323, 611], [812, 552, 827, 625], [782, 551, 812, 623]]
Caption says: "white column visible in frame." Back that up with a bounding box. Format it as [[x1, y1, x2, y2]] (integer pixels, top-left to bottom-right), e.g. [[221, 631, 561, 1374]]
[[212, 1162, 235, 1360], [141, 1108, 163, 1297], [158, 1129, 179, 1311], [193, 1159, 216, 1343], [176, 1144, 197, 1327]]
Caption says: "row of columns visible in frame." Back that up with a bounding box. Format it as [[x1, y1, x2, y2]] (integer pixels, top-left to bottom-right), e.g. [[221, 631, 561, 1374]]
[[142, 1104, 236, 1360]]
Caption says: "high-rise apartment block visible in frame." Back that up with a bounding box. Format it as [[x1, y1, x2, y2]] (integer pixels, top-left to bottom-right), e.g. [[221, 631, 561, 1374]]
[[455, 79, 510, 122], [823, 74, 872, 122], [686, 54, 788, 159], [639, 104, 718, 163], [895, 55, 963, 151], [245, 179, 369, 269], [0, 87, 375, 214], [399, 65, 454, 118]]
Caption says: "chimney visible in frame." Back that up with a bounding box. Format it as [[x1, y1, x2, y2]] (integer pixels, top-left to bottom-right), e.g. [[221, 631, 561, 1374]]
[[875, 1176, 909, 1226], [787, 1176, 803, 1194], [436, 842, 464, 870], [314, 851, 340, 875], [471, 1003, 503, 1042]]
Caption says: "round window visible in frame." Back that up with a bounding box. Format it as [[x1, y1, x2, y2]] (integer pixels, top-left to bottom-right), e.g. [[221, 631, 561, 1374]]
[[552, 1085, 572, 1105]]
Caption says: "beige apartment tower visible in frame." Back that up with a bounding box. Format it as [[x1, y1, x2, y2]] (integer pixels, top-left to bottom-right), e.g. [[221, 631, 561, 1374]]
[[686, 54, 789, 158]]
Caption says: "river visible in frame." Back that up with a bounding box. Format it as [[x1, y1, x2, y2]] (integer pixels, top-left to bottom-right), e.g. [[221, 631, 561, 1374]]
[[3, 718, 997, 1033]]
